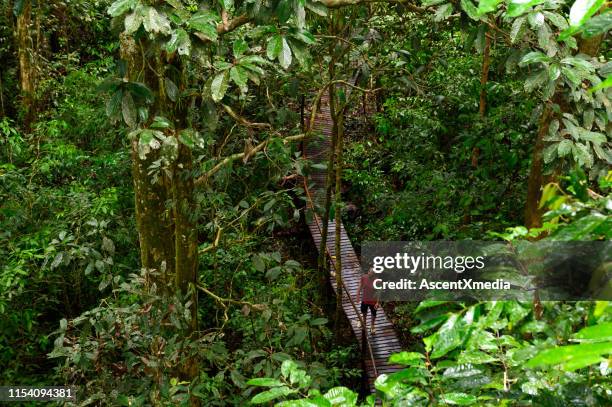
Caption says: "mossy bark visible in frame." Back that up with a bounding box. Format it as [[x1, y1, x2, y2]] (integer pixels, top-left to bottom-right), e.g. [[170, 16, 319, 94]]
[[122, 35, 199, 318], [333, 101, 345, 333], [16, 0, 35, 129]]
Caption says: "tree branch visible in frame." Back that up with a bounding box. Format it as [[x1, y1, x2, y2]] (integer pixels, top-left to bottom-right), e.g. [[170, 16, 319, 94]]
[[319, 0, 426, 13], [194, 133, 310, 186], [222, 104, 272, 129], [216, 13, 251, 34]]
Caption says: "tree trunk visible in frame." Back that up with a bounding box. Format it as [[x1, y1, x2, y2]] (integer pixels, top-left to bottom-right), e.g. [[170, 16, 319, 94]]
[[121, 36, 199, 318], [131, 142, 176, 290], [173, 143, 198, 330], [333, 103, 345, 333], [478, 32, 491, 117], [523, 33, 603, 229], [472, 27, 491, 168], [16, 0, 35, 129], [524, 104, 552, 229]]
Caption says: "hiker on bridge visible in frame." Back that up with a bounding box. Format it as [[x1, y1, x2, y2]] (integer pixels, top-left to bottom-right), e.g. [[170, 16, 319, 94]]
[[356, 267, 379, 335]]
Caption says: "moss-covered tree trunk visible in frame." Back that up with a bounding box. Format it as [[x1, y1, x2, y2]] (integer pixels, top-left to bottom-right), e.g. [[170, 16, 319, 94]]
[[524, 104, 552, 229], [333, 100, 345, 334], [121, 36, 198, 327], [16, 0, 35, 129], [524, 34, 603, 229]]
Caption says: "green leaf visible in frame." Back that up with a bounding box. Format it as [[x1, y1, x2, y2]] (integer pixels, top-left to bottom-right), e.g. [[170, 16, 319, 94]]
[[246, 378, 285, 387], [179, 129, 205, 149], [573, 323, 612, 343], [106, 89, 123, 121], [414, 300, 449, 313], [440, 393, 477, 405], [548, 63, 561, 81], [310, 317, 328, 326], [279, 37, 292, 69], [230, 66, 248, 93], [281, 360, 299, 378], [569, 0, 605, 27], [188, 11, 219, 41], [388, 352, 426, 366], [291, 29, 316, 45], [476, 0, 502, 15], [252, 255, 265, 272], [289, 39, 309, 67], [164, 78, 179, 102], [434, 4, 453, 22], [557, 139, 573, 157], [305, 0, 328, 17], [519, 51, 550, 66], [233, 39, 248, 58], [524, 69, 547, 92], [510, 16, 527, 43], [561, 66, 581, 86], [582, 12, 612, 38], [222, 0, 234, 11], [267, 35, 283, 60], [507, 0, 546, 18], [166, 28, 191, 55], [108, 0, 136, 17], [211, 72, 229, 102], [543, 11, 569, 30], [164, 0, 184, 9], [323, 387, 358, 405], [142, 7, 171, 35], [527, 341, 612, 370], [560, 57, 594, 72], [251, 386, 297, 404], [151, 116, 173, 129], [589, 74, 612, 93], [121, 92, 137, 127], [430, 314, 467, 358], [124, 7, 145, 34]]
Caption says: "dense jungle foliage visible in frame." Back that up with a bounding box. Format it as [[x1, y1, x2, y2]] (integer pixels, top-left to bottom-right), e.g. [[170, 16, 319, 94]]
[[0, 0, 611, 405]]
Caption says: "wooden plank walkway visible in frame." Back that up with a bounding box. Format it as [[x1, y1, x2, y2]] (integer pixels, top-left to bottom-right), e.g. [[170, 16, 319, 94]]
[[302, 91, 403, 393]]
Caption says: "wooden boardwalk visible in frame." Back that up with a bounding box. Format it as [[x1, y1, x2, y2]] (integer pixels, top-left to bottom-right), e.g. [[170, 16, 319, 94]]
[[302, 92, 403, 393]]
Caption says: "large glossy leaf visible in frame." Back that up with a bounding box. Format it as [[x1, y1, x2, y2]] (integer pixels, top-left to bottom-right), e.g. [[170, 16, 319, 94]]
[[582, 12, 612, 38], [108, 0, 136, 17], [434, 4, 453, 22], [510, 16, 527, 43], [142, 7, 171, 35], [251, 386, 297, 404], [246, 378, 284, 387], [388, 351, 425, 366], [211, 72, 229, 102], [527, 341, 612, 370], [430, 314, 467, 358], [519, 51, 551, 66], [569, 0, 605, 27], [279, 37, 293, 69], [573, 323, 612, 343], [323, 387, 358, 405], [166, 28, 191, 55], [188, 11, 218, 41], [106, 89, 123, 121], [121, 92, 137, 127], [507, 0, 546, 18], [305, 0, 328, 16], [440, 392, 477, 405], [267, 35, 283, 60], [164, 78, 179, 102], [590, 74, 612, 92], [230, 66, 248, 93], [476, 0, 502, 15]]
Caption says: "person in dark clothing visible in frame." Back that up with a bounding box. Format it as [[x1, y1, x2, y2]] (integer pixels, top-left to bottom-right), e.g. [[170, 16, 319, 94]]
[[356, 267, 379, 334]]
